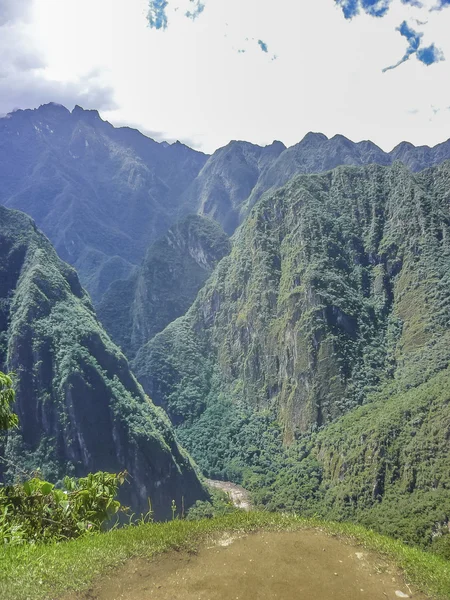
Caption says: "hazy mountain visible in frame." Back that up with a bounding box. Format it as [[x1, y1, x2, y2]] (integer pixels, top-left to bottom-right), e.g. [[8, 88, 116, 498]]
[[0, 103, 207, 302], [188, 133, 450, 234], [97, 215, 230, 359], [0, 206, 206, 518], [182, 140, 286, 234]]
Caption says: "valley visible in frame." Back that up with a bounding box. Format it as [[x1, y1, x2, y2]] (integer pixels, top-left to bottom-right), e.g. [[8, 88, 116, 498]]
[[2, 102, 450, 598]]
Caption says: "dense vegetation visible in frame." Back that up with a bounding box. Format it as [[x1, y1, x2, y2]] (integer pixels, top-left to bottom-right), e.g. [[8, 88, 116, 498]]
[[98, 215, 230, 359], [0, 206, 206, 519], [0, 372, 18, 431], [134, 161, 450, 546], [0, 470, 127, 545]]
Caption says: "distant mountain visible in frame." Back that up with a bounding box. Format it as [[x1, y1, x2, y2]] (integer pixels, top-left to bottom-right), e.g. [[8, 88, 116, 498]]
[[181, 140, 286, 235], [0, 206, 206, 518], [97, 215, 230, 360], [2, 103, 450, 304], [188, 133, 450, 234], [0, 103, 207, 302]]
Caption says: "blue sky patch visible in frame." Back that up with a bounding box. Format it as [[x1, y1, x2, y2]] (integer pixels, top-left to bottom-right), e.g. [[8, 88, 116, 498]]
[[383, 21, 422, 71], [361, 0, 391, 17], [335, 0, 360, 19], [417, 43, 445, 64], [383, 20, 444, 70], [147, 0, 169, 30], [258, 39, 269, 53], [186, 0, 205, 21], [336, 0, 393, 18], [432, 0, 450, 9]]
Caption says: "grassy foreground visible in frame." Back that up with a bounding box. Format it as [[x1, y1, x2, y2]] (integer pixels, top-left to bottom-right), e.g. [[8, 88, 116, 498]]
[[1, 511, 450, 600]]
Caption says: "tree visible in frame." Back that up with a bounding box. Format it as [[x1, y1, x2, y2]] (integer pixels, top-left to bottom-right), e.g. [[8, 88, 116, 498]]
[[0, 371, 18, 431]]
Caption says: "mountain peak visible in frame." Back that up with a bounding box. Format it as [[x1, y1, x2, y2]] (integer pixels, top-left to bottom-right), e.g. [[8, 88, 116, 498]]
[[38, 102, 70, 115], [72, 105, 101, 120], [301, 132, 328, 144]]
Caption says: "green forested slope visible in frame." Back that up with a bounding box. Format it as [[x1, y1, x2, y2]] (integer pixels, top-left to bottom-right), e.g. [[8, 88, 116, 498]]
[[0, 206, 206, 519], [133, 161, 450, 544]]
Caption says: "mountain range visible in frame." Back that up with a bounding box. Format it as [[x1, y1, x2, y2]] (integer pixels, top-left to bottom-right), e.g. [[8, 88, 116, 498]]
[[2, 103, 450, 305], [2, 102, 450, 542]]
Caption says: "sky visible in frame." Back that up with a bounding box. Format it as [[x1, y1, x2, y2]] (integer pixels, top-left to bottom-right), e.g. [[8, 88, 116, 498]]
[[0, 0, 450, 153]]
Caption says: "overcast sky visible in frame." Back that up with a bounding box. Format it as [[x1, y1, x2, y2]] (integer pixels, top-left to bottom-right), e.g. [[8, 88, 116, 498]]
[[1, 0, 450, 153]]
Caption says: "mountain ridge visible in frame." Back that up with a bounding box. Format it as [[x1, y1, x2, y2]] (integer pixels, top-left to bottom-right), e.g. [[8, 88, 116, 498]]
[[0, 103, 208, 303], [0, 205, 206, 518]]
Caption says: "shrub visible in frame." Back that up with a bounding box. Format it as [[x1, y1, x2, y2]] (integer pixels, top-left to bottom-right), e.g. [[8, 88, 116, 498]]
[[0, 471, 126, 545]]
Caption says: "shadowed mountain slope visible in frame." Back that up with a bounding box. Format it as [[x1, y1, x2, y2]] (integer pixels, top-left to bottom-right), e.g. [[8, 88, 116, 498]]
[[0, 206, 206, 519], [97, 215, 230, 359]]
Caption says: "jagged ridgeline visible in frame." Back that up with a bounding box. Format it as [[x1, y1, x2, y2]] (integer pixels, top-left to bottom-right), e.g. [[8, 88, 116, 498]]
[[0, 103, 207, 303], [0, 206, 206, 519], [185, 133, 450, 236], [97, 215, 230, 360], [134, 161, 450, 543]]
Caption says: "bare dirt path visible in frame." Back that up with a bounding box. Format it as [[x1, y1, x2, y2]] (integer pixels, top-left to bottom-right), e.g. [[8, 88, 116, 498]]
[[205, 479, 252, 511], [67, 530, 428, 600]]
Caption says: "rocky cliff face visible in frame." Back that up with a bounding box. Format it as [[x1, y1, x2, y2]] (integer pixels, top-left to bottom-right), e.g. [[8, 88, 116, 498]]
[[0, 103, 207, 303], [188, 133, 450, 235], [97, 215, 230, 359], [0, 206, 206, 519], [134, 159, 450, 463], [182, 141, 286, 235]]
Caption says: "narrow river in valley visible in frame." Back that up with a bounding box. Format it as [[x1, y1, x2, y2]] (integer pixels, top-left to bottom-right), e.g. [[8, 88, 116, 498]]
[[205, 479, 252, 511]]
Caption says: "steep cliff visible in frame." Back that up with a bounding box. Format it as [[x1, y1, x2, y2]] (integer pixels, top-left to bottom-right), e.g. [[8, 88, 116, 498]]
[[0, 103, 207, 302], [133, 161, 450, 542], [97, 215, 230, 359], [0, 206, 206, 519], [182, 141, 286, 234]]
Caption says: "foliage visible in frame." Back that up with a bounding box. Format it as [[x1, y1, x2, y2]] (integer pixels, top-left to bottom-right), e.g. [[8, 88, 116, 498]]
[[0, 471, 126, 545], [0, 372, 18, 431]]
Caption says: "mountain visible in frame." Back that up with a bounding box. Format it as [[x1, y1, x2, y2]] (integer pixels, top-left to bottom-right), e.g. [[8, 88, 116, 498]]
[[2, 102, 450, 306], [133, 160, 450, 543], [181, 140, 286, 235], [97, 215, 230, 359], [0, 103, 207, 302], [187, 133, 450, 234], [0, 205, 206, 519]]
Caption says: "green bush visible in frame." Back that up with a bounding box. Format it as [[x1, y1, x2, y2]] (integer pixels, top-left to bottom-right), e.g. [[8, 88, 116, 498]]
[[0, 372, 18, 431], [0, 471, 126, 545]]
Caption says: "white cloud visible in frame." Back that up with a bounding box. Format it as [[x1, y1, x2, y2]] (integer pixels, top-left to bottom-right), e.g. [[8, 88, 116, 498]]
[[2, 0, 450, 152]]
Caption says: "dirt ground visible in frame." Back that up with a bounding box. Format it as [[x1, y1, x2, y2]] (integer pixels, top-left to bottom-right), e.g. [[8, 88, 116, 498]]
[[65, 529, 429, 600]]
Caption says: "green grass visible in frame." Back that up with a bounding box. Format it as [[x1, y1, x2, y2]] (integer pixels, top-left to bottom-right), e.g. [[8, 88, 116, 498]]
[[1, 511, 450, 600]]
